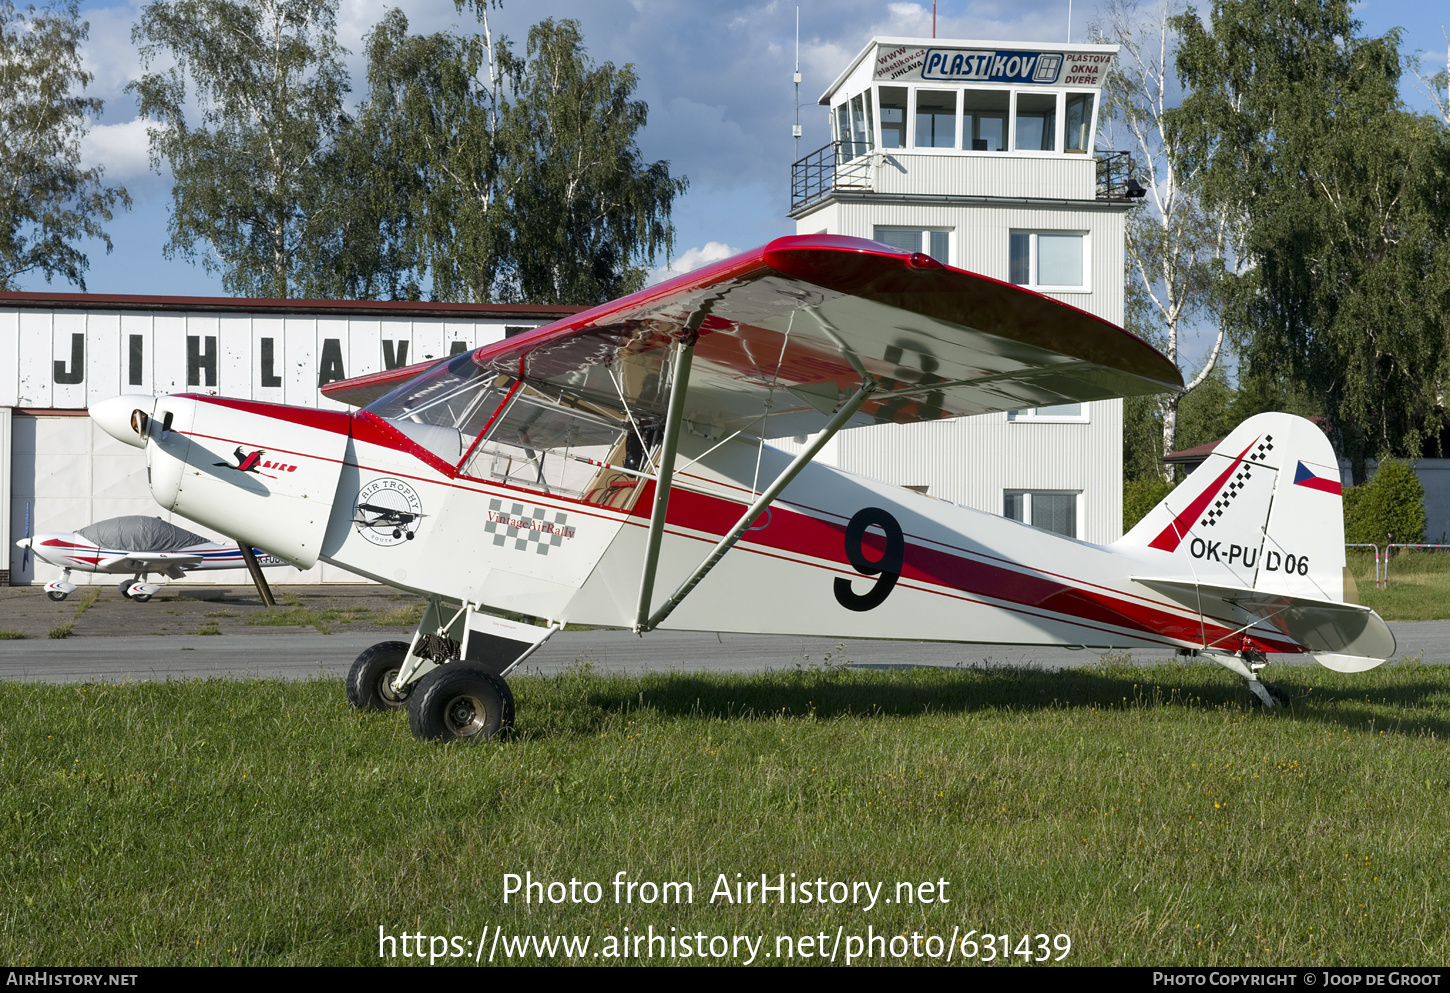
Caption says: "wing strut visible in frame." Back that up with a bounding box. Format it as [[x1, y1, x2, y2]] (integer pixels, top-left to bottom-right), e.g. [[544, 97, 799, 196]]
[[635, 377, 876, 634], [634, 318, 704, 631], [239, 544, 276, 607]]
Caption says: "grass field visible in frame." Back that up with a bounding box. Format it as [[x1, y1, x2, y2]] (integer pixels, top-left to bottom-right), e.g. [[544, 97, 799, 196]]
[[3, 661, 1449, 967], [1349, 549, 1450, 620]]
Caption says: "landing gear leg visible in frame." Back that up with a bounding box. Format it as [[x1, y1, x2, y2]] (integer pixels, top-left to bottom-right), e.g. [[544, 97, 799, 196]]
[[1199, 649, 1288, 709], [360, 599, 557, 741]]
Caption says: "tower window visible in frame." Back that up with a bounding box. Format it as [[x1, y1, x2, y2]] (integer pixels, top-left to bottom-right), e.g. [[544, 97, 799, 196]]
[[914, 90, 957, 148], [1009, 231, 1086, 289], [1014, 92, 1058, 151], [1004, 490, 1079, 538], [879, 87, 907, 148], [962, 89, 1008, 151], [874, 227, 950, 264], [1064, 92, 1095, 152]]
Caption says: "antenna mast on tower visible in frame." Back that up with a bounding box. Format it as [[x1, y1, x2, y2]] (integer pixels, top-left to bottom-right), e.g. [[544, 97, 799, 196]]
[[793, 7, 802, 159]]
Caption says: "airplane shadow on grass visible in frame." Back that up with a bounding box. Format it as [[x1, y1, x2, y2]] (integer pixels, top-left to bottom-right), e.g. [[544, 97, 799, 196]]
[[531, 664, 1450, 742]]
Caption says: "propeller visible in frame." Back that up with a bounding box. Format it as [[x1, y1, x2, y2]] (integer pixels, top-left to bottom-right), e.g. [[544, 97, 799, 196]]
[[20, 501, 31, 571]]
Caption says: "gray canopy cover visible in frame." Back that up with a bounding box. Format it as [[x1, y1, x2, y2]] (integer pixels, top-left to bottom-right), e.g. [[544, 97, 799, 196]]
[[76, 516, 210, 551]]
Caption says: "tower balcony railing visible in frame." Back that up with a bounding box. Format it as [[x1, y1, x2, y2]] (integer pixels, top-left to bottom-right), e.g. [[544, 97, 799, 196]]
[[1095, 150, 1145, 201], [790, 143, 1144, 210], [791, 141, 875, 211]]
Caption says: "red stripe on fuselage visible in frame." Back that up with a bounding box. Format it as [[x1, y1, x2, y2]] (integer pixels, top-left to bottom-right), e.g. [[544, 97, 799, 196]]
[[626, 479, 1300, 653], [183, 395, 354, 435], [182, 394, 1300, 652]]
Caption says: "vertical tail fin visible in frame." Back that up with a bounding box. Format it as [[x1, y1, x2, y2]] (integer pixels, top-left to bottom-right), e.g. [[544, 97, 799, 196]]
[[1118, 412, 1346, 602]]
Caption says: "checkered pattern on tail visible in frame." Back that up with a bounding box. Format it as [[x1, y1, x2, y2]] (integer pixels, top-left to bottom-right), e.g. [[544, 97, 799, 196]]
[[484, 498, 571, 555], [1200, 435, 1273, 528]]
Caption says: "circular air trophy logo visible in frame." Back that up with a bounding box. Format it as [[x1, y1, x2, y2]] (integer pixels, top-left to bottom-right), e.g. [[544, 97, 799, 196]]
[[353, 477, 424, 546]]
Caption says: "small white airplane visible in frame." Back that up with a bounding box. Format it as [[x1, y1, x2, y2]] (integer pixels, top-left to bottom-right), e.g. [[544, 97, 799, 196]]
[[16, 514, 287, 602], [87, 235, 1394, 739]]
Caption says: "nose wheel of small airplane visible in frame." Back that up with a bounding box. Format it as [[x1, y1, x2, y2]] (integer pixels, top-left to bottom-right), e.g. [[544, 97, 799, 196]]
[[346, 641, 412, 711], [407, 662, 515, 742]]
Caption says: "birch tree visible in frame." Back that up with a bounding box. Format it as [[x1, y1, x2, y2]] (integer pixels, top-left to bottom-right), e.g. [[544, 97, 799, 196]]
[[0, 0, 129, 290], [130, 0, 348, 298], [1097, 0, 1236, 480]]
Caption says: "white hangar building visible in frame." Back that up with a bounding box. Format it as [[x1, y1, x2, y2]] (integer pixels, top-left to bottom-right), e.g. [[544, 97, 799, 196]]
[[0, 295, 573, 587], [3, 32, 1142, 590], [788, 36, 1135, 544]]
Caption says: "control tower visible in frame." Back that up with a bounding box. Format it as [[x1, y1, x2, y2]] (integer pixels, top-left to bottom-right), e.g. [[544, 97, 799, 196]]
[[790, 36, 1139, 543]]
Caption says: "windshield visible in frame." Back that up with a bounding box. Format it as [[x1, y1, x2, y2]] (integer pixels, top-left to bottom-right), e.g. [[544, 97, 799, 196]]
[[363, 353, 514, 464], [363, 352, 655, 507]]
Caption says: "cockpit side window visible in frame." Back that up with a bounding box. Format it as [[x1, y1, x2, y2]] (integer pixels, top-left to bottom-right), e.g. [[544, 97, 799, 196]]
[[458, 389, 635, 503]]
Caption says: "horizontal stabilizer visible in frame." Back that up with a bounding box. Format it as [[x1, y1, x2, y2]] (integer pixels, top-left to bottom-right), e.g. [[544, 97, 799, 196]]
[[1311, 653, 1388, 674], [1132, 577, 1395, 667]]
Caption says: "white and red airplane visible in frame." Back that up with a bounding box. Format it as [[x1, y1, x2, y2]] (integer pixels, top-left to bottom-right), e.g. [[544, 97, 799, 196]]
[[87, 235, 1393, 739], [16, 514, 288, 602]]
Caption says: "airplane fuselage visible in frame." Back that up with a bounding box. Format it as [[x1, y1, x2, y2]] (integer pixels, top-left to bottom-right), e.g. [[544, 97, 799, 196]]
[[106, 393, 1301, 656]]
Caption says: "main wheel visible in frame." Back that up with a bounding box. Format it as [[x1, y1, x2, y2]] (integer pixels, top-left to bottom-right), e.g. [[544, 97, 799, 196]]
[[119, 580, 133, 599], [407, 663, 515, 742], [130, 592, 152, 603], [47, 590, 68, 602], [346, 640, 411, 711]]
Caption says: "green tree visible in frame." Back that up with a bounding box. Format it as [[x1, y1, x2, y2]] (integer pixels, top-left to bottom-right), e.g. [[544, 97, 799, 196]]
[[496, 18, 687, 305], [0, 0, 130, 290], [313, 5, 517, 302], [1343, 459, 1425, 545], [1097, 0, 1237, 481], [318, 9, 685, 305], [1170, 0, 1450, 483], [130, 0, 349, 298]]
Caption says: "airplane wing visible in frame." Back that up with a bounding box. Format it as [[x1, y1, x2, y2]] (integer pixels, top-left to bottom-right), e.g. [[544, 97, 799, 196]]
[[322, 234, 1183, 436]]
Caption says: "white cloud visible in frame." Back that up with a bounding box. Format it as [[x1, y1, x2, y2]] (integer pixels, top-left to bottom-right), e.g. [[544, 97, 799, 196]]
[[80, 117, 156, 182], [647, 241, 739, 284]]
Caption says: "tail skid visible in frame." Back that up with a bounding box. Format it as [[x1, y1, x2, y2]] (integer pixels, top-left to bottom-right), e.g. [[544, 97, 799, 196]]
[[1116, 413, 1394, 670]]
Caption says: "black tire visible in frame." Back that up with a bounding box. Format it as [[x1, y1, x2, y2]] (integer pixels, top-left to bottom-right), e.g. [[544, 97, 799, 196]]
[[407, 663, 515, 742], [119, 581, 132, 599], [1250, 682, 1291, 708], [131, 593, 152, 603], [47, 590, 67, 602], [346, 640, 411, 711]]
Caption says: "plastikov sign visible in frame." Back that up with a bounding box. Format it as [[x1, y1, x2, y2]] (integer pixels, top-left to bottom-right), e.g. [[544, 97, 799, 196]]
[[873, 44, 1114, 86]]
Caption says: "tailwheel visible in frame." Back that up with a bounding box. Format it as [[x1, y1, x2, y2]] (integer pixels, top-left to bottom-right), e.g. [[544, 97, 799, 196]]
[[407, 662, 515, 743], [1247, 679, 1290, 709], [346, 641, 411, 711]]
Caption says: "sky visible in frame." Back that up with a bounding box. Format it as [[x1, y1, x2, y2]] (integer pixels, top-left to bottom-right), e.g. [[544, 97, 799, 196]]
[[19, 0, 1450, 307]]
